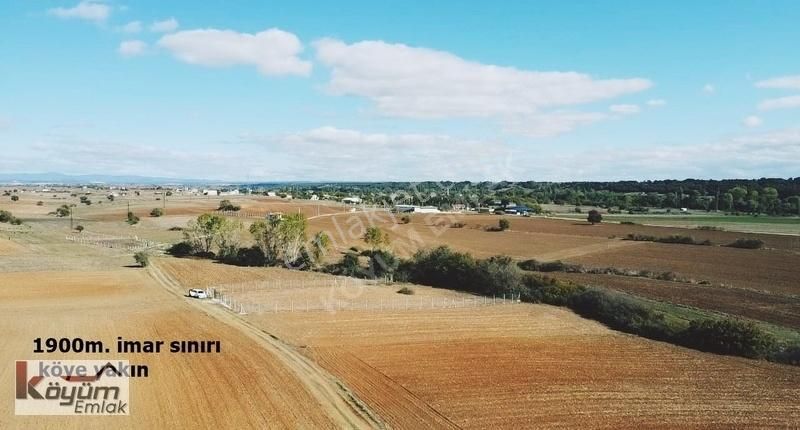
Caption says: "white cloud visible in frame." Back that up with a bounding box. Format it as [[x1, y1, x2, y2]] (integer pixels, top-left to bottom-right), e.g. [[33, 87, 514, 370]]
[[118, 40, 147, 57], [609, 104, 641, 115], [242, 126, 514, 180], [702, 84, 715, 94], [755, 75, 800, 90], [158, 28, 312, 77], [48, 1, 110, 22], [742, 115, 763, 128], [757, 95, 800, 111], [150, 18, 179, 33], [646, 99, 666, 107], [313, 38, 651, 137], [527, 129, 800, 181], [119, 21, 142, 33], [504, 111, 608, 138]]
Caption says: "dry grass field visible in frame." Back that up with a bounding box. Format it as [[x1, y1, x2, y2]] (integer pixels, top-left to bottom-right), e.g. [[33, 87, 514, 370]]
[[159, 258, 800, 429]]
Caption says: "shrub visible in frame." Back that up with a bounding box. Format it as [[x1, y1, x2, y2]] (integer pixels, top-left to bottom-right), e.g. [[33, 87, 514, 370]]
[[476, 255, 523, 296], [451, 222, 466, 228], [678, 319, 776, 359], [150, 208, 164, 217], [229, 246, 266, 266], [726, 238, 764, 249], [36, 201, 44, 206], [405, 246, 481, 293], [126, 211, 140, 225], [521, 274, 584, 306], [11, 195, 19, 201], [517, 259, 581, 273], [167, 226, 183, 231], [498, 218, 510, 231], [365, 249, 400, 281], [587, 209, 602, 224], [133, 251, 149, 268], [75, 225, 84, 233], [696, 225, 724, 231], [327, 252, 363, 277], [620, 221, 636, 225], [218, 199, 241, 211], [166, 241, 194, 257], [0, 210, 13, 223], [399, 215, 410, 224], [397, 286, 415, 295], [772, 345, 800, 366], [56, 205, 71, 217], [626, 233, 711, 246], [568, 289, 673, 340]]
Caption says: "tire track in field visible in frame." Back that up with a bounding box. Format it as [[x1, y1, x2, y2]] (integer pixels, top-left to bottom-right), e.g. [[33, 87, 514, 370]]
[[147, 259, 386, 430]]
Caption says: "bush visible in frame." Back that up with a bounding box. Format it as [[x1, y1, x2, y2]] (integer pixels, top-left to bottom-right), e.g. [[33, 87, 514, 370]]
[[218, 199, 241, 211], [587, 209, 602, 224], [517, 259, 581, 273], [166, 241, 194, 257], [365, 249, 400, 281], [678, 319, 776, 359], [11, 195, 19, 201], [567, 289, 674, 340], [150, 208, 164, 217], [126, 211, 140, 225], [450, 222, 466, 228], [0, 210, 22, 225], [399, 215, 410, 224], [75, 225, 84, 233], [405, 246, 481, 293], [133, 251, 149, 267], [772, 346, 800, 366], [626, 233, 711, 246], [726, 238, 764, 249], [167, 226, 183, 231], [696, 225, 724, 231], [619, 220, 636, 225], [229, 246, 266, 266], [397, 286, 415, 295], [36, 201, 44, 206], [327, 252, 363, 277], [521, 274, 584, 306], [498, 218, 510, 231]]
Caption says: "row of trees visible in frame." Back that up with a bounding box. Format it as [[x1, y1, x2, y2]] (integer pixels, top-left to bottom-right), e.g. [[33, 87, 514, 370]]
[[177, 213, 333, 269], [246, 179, 800, 216]]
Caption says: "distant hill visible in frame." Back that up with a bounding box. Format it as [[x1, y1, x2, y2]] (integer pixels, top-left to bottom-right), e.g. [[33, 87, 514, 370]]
[[0, 172, 223, 186]]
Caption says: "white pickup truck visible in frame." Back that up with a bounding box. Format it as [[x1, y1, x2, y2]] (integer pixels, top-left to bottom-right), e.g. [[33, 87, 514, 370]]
[[188, 288, 208, 299]]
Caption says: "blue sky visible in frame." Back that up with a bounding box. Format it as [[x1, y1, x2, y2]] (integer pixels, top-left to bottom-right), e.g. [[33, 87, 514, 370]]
[[1, 0, 799, 181]]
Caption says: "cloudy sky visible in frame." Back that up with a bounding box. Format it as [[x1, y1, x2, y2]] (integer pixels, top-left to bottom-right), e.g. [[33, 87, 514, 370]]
[[1, 1, 799, 181]]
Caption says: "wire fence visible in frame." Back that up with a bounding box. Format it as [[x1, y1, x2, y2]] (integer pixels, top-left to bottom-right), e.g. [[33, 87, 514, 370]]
[[204, 281, 521, 315], [65, 233, 159, 251]]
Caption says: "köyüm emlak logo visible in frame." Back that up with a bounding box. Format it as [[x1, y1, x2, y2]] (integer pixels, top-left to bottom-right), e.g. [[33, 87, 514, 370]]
[[15, 360, 130, 415]]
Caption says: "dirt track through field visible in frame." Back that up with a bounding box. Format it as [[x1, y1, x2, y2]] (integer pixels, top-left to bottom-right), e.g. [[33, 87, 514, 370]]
[[147, 260, 385, 430]]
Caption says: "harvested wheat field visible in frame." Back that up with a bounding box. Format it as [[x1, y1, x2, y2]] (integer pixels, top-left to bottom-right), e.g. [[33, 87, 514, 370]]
[[0, 267, 380, 429], [157, 258, 800, 429]]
